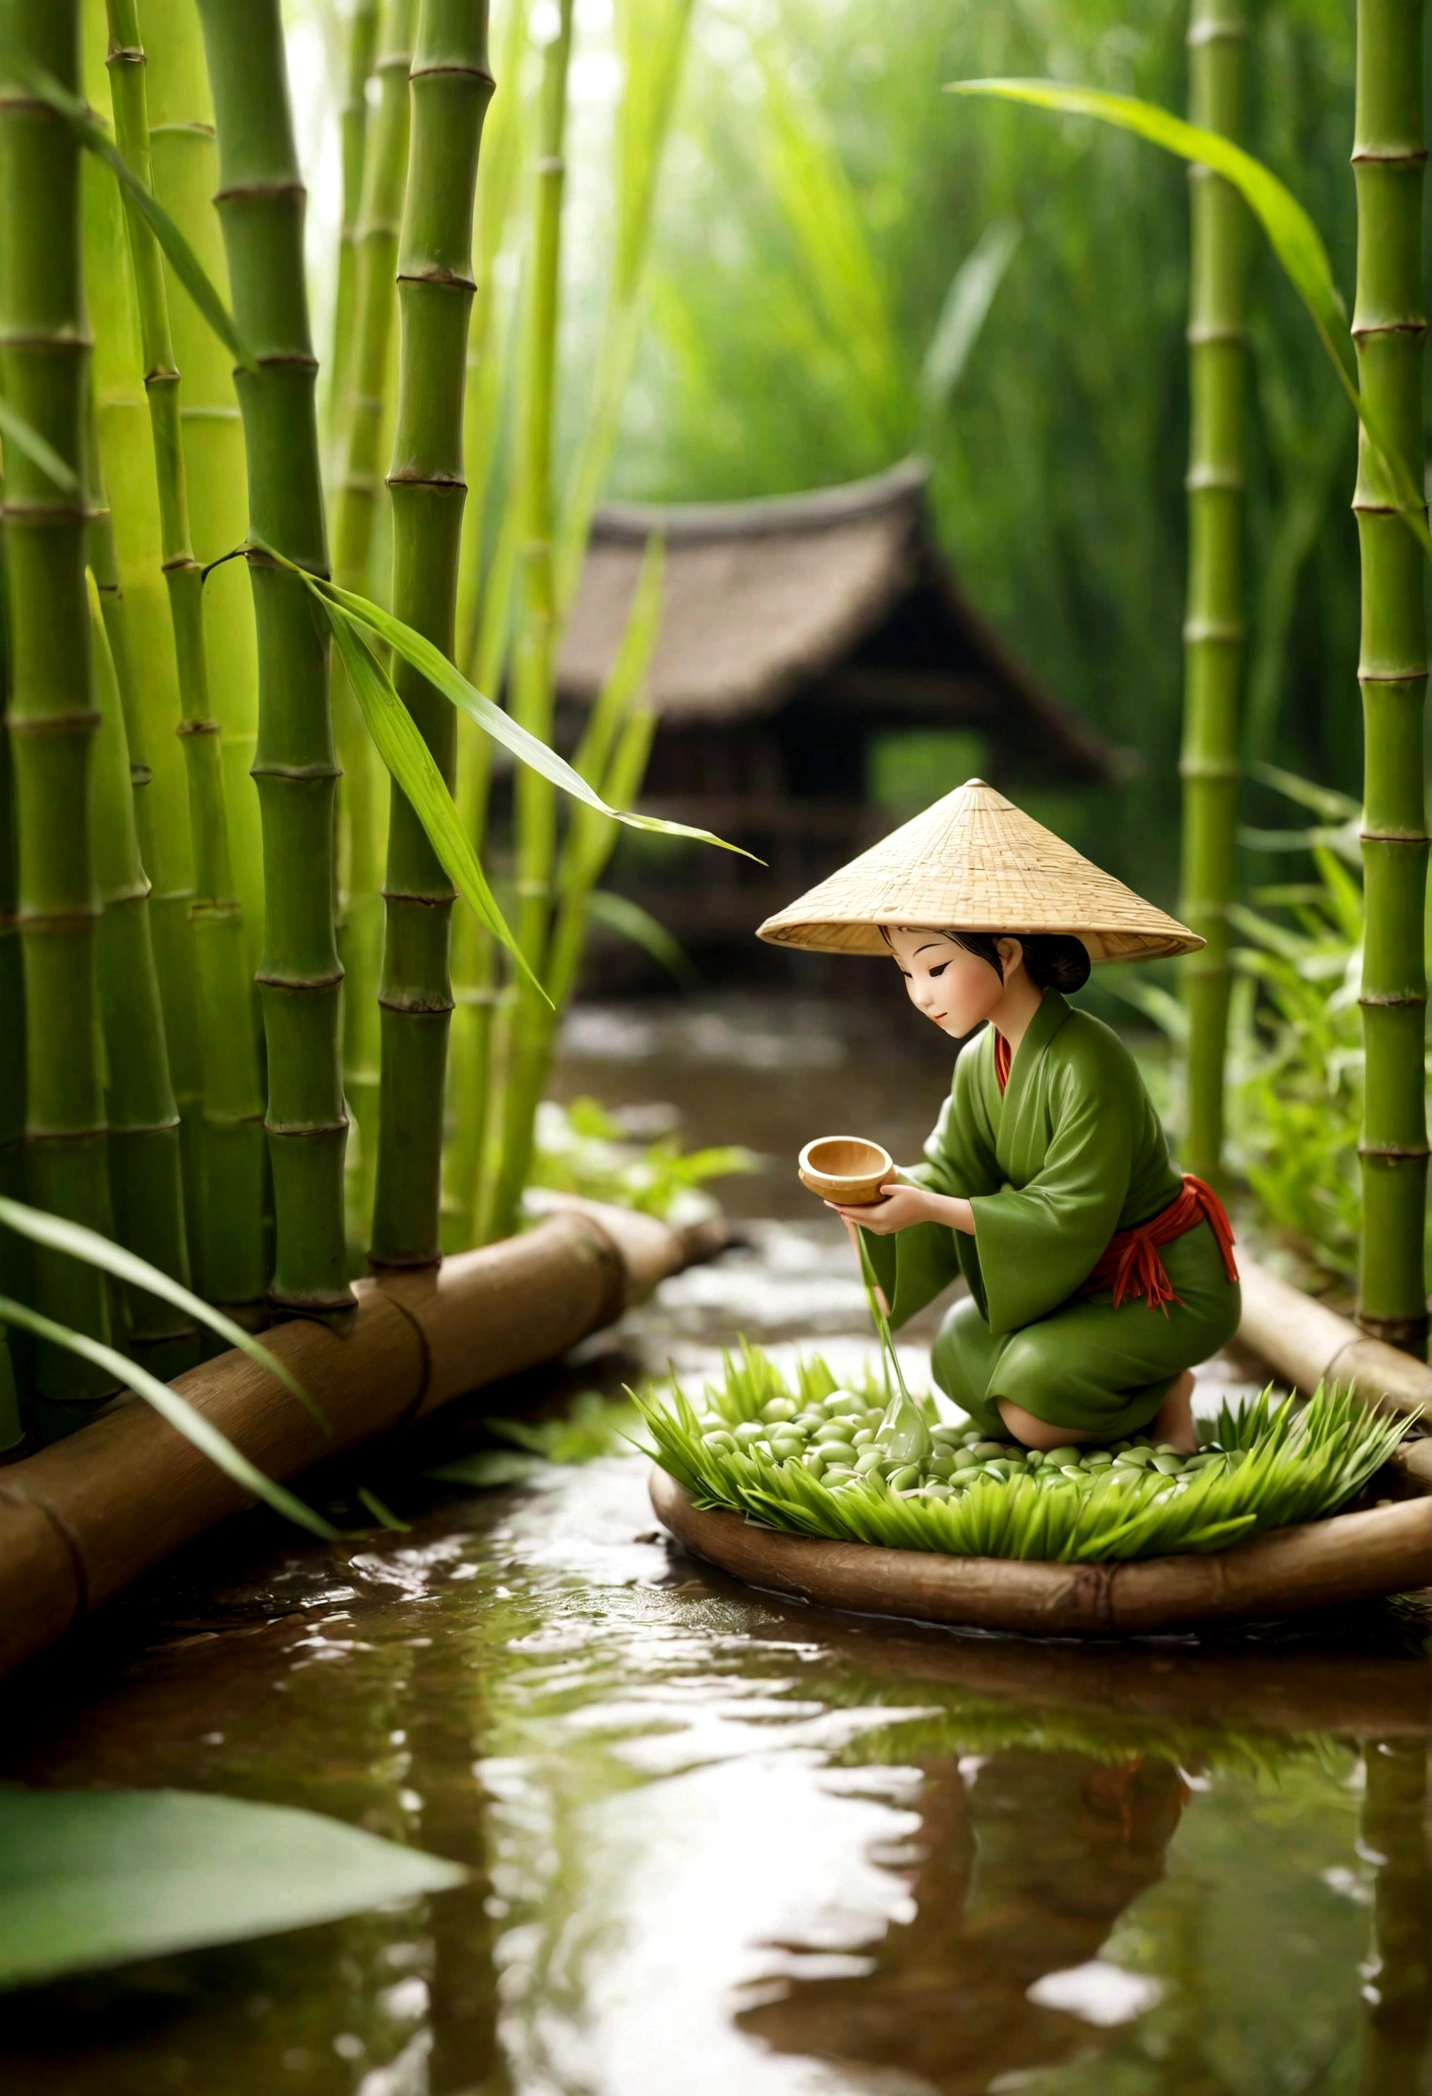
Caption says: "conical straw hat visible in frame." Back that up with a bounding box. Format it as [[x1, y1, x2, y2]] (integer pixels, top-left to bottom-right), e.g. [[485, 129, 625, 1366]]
[[757, 780, 1201, 962]]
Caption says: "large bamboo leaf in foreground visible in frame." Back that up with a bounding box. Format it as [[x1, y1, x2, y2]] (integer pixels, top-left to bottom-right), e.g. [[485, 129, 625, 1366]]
[[0, 1297, 337, 1538], [0, 1789, 463, 1990], [948, 80, 1432, 562]]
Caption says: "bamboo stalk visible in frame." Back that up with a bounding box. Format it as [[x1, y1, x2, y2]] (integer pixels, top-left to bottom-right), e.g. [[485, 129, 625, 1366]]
[[80, 43, 204, 1266], [542, 538, 664, 1013], [86, 572, 197, 1372], [140, 0, 265, 990], [0, 0, 117, 1400], [104, 0, 267, 1326], [327, 0, 379, 460], [442, 0, 529, 1254], [371, 0, 496, 1268], [1178, 0, 1245, 1184], [1352, 0, 1429, 1354], [331, 0, 417, 1247], [485, 0, 574, 1247], [0, 547, 30, 1431], [552, 0, 691, 616], [194, 0, 353, 1319]]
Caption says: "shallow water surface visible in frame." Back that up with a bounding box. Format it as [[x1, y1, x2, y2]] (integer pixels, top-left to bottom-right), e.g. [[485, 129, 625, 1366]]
[[2, 993, 1430, 2093], [2, 1444, 1430, 2096]]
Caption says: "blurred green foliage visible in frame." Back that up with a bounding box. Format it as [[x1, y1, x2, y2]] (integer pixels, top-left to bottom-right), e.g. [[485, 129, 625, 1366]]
[[617, 0, 1367, 900], [526, 1094, 758, 1221]]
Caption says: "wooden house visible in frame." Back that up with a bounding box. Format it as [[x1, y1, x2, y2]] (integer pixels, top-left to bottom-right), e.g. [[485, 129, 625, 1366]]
[[557, 458, 1120, 954]]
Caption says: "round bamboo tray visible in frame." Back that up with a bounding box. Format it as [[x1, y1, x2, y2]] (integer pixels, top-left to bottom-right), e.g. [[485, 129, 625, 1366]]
[[650, 1469, 1432, 1636]]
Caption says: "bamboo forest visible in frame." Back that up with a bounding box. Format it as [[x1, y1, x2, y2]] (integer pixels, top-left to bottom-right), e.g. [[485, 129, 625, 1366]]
[[10, 0, 1432, 2089]]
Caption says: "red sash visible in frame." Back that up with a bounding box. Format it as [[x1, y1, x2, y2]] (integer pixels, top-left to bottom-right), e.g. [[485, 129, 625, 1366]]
[[1082, 1174, 1239, 1315]]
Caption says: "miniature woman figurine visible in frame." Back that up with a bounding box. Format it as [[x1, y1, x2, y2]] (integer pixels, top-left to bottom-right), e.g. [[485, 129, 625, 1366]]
[[758, 780, 1240, 1455]]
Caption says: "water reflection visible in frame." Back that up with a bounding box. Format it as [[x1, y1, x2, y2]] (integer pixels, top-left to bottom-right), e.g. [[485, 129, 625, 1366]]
[[0, 1454, 1429, 2095], [738, 1749, 1185, 2093]]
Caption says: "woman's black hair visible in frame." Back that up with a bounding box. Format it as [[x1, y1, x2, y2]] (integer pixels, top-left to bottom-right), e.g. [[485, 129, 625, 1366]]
[[881, 925, 1091, 995]]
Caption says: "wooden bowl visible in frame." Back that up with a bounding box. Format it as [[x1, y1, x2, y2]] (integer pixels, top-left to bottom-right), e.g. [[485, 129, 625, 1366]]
[[797, 1135, 894, 1207]]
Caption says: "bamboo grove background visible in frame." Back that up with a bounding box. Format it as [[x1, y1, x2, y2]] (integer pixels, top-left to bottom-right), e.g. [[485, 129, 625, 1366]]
[[4, 0, 1432, 1442]]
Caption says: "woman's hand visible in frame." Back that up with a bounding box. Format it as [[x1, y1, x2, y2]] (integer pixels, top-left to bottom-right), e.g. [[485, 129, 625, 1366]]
[[829, 1185, 976, 1237], [829, 1183, 935, 1235]]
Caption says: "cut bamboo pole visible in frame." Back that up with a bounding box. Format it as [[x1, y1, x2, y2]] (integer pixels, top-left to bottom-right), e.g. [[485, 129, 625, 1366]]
[[486, 0, 574, 1247], [0, 1203, 721, 1679], [1237, 1259, 1432, 1420], [104, 0, 267, 1326], [1178, 0, 1245, 1184], [327, 0, 380, 460], [0, 0, 117, 1401], [1352, 0, 1429, 1354], [194, 0, 352, 1319], [141, 0, 265, 987], [371, 0, 496, 1268], [330, 0, 417, 1246], [652, 1471, 1432, 1637]]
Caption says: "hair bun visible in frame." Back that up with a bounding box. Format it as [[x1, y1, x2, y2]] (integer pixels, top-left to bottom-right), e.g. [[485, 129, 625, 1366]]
[[1020, 934, 1091, 994]]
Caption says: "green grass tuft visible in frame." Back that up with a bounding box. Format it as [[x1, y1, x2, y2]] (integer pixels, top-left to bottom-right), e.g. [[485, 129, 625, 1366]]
[[634, 1344, 1411, 1564]]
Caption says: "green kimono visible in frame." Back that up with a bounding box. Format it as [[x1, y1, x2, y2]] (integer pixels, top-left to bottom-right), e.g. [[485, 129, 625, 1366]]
[[866, 990, 1241, 1440]]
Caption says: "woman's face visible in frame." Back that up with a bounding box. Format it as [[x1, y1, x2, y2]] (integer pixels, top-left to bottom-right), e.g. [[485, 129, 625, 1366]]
[[884, 927, 1016, 1039]]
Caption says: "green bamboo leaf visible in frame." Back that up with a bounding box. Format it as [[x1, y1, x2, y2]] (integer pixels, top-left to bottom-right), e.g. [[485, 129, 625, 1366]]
[[0, 395, 80, 494], [7, 54, 257, 375], [0, 1195, 329, 1433], [947, 80, 1432, 563], [0, 1789, 463, 1991], [586, 889, 697, 984], [919, 217, 1021, 409], [1251, 761, 1360, 823], [289, 565, 757, 860], [0, 1297, 339, 1541], [325, 603, 551, 1005]]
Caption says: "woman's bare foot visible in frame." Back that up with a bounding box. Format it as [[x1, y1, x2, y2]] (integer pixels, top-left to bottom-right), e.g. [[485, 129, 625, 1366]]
[[996, 1400, 1091, 1452], [1149, 1369, 1198, 1453]]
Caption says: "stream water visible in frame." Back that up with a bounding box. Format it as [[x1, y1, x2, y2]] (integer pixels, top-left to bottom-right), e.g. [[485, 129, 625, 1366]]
[[2, 991, 1430, 2095]]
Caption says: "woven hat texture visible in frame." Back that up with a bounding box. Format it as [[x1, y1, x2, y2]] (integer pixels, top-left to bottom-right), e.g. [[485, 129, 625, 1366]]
[[756, 779, 1201, 962]]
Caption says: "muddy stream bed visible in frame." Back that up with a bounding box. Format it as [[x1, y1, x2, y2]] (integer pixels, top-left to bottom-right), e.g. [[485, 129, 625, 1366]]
[[3, 993, 1430, 2095]]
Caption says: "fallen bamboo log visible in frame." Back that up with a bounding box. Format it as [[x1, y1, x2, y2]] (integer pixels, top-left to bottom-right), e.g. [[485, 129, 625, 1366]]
[[651, 1470, 1432, 1636], [0, 1203, 719, 1681], [1237, 1258, 1432, 1490], [1238, 1259, 1432, 1421]]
